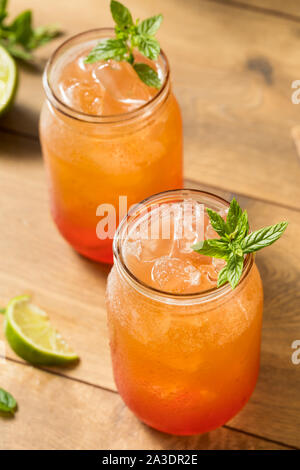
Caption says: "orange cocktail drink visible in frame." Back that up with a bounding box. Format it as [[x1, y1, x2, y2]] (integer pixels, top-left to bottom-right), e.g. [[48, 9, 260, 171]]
[[106, 189, 263, 435], [40, 29, 183, 263]]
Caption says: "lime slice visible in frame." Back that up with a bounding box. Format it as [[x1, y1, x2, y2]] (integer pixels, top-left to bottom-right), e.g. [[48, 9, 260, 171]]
[[0, 45, 18, 116], [4, 295, 79, 366]]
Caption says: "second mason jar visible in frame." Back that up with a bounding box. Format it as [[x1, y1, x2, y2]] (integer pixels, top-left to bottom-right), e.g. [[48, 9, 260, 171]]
[[40, 29, 183, 263], [106, 190, 264, 435]]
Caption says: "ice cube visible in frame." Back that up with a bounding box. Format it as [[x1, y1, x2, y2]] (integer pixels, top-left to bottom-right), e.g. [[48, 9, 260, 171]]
[[140, 239, 161, 262], [124, 239, 142, 260], [176, 200, 204, 252], [93, 59, 156, 113], [199, 265, 219, 287], [151, 257, 201, 293], [212, 257, 226, 271], [130, 205, 174, 261], [55, 46, 159, 116], [166, 200, 205, 258], [205, 223, 219, 240], [58, 77, 104, 115]]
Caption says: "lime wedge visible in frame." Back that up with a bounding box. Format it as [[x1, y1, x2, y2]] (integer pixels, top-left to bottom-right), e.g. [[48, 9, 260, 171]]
[[0, 45, 18, 116], [4, 295, 79, 366]]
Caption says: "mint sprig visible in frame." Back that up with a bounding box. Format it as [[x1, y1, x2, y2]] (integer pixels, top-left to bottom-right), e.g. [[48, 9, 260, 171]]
[[0, 387, 17, 415], [192, 198, 288, 289], [0, 0, 60, 61], [85, 1, 163, 89]]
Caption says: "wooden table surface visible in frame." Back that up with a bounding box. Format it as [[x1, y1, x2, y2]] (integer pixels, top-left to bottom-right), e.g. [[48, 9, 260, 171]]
[[0, 0, 300, 450]]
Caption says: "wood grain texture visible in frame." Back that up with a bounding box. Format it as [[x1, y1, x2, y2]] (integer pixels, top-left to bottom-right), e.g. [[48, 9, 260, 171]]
[[0, 132, 299, 448], [0, 360, 291, 450], [0, 0, 300, 451], [1, 1, 300, 207], [223, 0, 300, 18]]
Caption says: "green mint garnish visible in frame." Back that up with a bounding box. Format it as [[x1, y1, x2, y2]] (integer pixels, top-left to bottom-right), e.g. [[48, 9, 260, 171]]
[[85, 0, 163, 89], [0, 308, 5, 314], [0, 0, 60, 61], [0, 388, 17, 415], [133, 63, 161, 89], [192, 198, 288, 289]]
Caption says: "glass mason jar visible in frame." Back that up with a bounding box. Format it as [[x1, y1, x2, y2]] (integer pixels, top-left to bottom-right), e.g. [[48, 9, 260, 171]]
[[39, 29, 183, 264], [106, 189, 264, 435]]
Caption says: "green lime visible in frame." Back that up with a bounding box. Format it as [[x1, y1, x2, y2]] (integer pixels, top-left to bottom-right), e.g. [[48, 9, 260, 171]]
[[0, 45, 18, 116], [4, 295, 79, 366]]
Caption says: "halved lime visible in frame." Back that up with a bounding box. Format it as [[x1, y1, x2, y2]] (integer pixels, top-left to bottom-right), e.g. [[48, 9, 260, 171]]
[[0, 45, 18, 116], [4, 295, 79, 366]]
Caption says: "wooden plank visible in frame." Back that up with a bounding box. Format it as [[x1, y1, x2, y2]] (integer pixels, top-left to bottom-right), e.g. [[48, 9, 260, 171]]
[[220, 1, 300, 18], [1, 1, 300, 207], [0, 360, 291, 450], [0, 132, 299, 446]]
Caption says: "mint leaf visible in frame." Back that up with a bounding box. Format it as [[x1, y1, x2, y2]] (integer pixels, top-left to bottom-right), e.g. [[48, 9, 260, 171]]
[[192, 239, 229, 259], [217, 265, 228, 287], [9, 10, 32, 45], [3, 43, 32, 60], [226, 252, 244, 289], [133, 63, 161, 88], [0, 0, 7, 11], [27, 24, 60, 49], [234, 210, 249, 241], [226, 198, 242, 233], [0, 308, 5, 314], [85, 38, 127, 63], [0, 0, 7, 23], [232, 242, 243, 257], [206, 208, 227, 237], [136, 35, 160, 60], [137, 14, 163, 35], [241, 222, 288, 253], [110, 0, 133, 28], [0, 388, 17, 415]]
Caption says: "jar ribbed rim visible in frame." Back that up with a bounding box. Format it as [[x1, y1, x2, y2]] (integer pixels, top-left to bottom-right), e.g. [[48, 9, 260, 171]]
[[113, 189, 254, 306], [43, 28, 170, 125]]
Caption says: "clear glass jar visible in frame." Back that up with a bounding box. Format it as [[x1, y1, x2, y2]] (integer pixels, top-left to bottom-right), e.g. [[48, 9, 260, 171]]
[[106, 189, 264, 435], [40, 29, 183, 263]]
